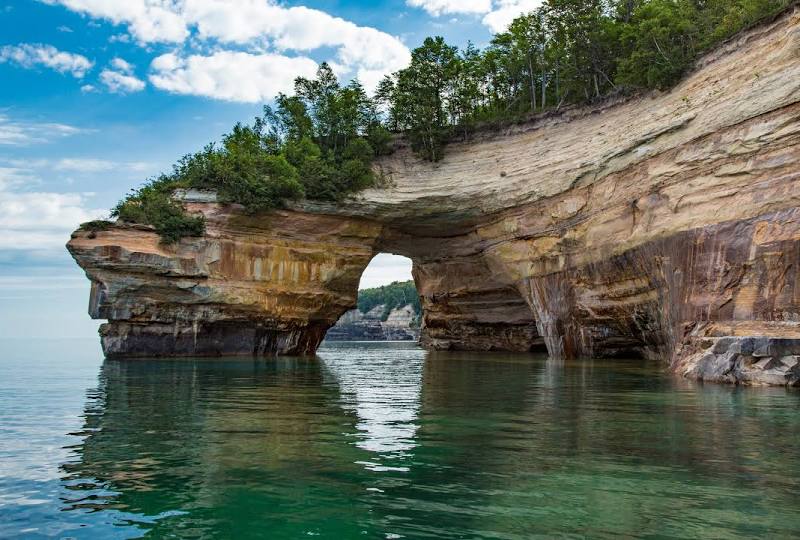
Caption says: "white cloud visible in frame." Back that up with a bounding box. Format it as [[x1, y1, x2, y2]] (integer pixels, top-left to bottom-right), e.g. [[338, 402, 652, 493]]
[[405, 0, 543, 32], [110, 57, 134, 72], [54, 158, 115, 172], [57, 25, 73, 32], [359, 254, 413, 289], [0, 114, 85, 146], [38, 0, 189, 43], [0, 116, 106, 251], [0, 189, 106, 250], [0, 164, 108, 251], [41, 0, 411, 96], [100, 68, 146, 93], [0, 167, 38, 189], [183, 1, 411, 84], [52, 158, 153, 173], [97, 57, 145, 93], [149, 51, 318, 103], [406, 0, 491, 16], [482, 0, 543, 32], [0, 43, 93, 77]]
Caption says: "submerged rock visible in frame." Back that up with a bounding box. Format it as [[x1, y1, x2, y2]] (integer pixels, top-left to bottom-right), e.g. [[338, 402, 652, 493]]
[[68, 6, 800, 385]]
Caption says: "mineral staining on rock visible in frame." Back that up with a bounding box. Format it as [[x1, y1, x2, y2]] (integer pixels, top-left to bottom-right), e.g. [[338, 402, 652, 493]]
[[69, 7, 800, 385], [68, 205, 383, 357]]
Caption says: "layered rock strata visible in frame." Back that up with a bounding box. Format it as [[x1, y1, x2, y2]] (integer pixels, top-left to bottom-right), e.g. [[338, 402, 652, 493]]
[[68, 208, 382, 356], [325, 305, 420, 342], [69, 6, 800, 384]]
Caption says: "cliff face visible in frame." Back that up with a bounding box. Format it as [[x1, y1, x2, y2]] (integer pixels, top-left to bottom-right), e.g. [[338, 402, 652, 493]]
[[68, 207, 382, 356], [324, 305, 420, 342], [68, 7, 800, 385]]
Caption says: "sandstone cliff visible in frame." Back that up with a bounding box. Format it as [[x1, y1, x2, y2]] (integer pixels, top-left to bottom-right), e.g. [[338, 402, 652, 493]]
[[69, 6, 800, 385], [325, 305, 420, 342]]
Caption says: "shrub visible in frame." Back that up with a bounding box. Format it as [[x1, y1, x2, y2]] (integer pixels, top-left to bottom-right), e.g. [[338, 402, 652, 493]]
[[114, 64, 383, 241], [78, 220, 114, 232], [112, 181, 205, 244]]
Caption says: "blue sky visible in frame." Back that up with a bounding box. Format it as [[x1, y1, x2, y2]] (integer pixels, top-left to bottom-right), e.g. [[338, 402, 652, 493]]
[[0, 0, 539, 338]]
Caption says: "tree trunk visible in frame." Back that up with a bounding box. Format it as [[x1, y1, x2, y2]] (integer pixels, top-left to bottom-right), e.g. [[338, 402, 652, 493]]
[[529, 54, 537, 111], [541, 71, 547, 110], [555, 59, 560, 103]]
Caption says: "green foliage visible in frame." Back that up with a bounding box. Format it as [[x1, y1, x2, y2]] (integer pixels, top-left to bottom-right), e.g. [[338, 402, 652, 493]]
[[115, 63, 381, 241], [357, 280, 421, 321], [112, 178, 205, 244], [78, 220, 113, 232], [378, 37, 461, 161], [379, 0, 791, 160], [615, 0, 700, 89]]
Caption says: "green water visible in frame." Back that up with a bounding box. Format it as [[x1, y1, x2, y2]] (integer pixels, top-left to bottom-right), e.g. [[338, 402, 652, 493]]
[[1, 340, 799, 539]]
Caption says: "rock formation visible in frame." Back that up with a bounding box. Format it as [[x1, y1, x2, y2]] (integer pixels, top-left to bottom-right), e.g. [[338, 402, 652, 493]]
[[324, 305, 420, 342], [69, 6, 800, 385]]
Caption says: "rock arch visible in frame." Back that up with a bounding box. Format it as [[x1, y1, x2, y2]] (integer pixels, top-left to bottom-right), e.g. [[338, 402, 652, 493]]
[[69, 7, 800, 384]]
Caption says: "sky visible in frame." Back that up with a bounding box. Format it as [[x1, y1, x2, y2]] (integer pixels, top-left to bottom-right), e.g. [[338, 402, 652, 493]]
[[0, 0, 542, 339]]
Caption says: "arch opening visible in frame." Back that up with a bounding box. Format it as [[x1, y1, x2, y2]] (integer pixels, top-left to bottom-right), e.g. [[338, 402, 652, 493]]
[[324, 253, 422, 343]]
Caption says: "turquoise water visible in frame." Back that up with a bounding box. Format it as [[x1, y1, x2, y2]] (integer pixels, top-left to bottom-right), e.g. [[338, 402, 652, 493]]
[[1, 339, 799, 539]]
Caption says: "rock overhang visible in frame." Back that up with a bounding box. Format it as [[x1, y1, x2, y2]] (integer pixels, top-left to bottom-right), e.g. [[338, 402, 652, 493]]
[[68, 5, 800, 386]]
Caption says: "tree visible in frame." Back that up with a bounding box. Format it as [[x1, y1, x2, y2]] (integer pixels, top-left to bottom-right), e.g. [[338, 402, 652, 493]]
[[392, 37, 461, 160], [615, 0, 700, 90]]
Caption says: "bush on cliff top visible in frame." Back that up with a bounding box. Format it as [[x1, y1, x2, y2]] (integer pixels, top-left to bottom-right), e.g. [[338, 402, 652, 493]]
[[114, 64, 386, 242]]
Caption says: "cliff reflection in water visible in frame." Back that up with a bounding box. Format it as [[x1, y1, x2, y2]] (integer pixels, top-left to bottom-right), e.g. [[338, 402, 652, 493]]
[[61, 343, 800, 539]]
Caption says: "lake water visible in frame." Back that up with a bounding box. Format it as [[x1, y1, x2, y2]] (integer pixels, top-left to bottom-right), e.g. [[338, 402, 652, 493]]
[[1, 339, 799, 539]]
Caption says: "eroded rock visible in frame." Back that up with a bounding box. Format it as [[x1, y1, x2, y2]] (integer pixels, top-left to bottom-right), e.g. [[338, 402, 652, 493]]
[[68, 6, 800, 384]]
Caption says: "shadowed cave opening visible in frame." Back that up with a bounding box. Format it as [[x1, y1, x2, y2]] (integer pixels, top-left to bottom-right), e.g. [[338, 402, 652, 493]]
[[324, 254, 422, 343]]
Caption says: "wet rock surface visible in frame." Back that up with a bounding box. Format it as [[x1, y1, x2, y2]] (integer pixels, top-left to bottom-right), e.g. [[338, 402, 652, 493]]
[[678, 335, 800, 386]]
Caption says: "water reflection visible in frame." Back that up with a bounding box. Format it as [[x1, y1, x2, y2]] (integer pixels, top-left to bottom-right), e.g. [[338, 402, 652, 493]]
[[321, 342, 423, 465], [52, 344, 800, 539]]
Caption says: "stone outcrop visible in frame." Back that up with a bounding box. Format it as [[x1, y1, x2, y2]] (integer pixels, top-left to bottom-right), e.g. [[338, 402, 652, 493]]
[[324, 305, 420, 342], [68, 6, 800, 385], [68, 208, 382, 356]]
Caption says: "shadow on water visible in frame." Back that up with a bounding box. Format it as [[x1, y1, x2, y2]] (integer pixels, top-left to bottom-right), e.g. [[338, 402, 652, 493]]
[[57, 343, 800, 539]]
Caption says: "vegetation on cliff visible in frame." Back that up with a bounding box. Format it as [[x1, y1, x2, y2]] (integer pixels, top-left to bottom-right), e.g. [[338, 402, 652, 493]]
[[111, 64, 388, 242], [104, 0, 789, 241], [378, 0, 792, 160], [357, 281, 421, 321]]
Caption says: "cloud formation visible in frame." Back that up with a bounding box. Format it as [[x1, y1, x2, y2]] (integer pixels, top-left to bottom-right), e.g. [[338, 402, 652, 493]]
[[54, 158, 152, 172], [99, 57, 146, 93], [406, 0, 544, 32], [0, 114, 85, 146], [0, 115, 106, 251], [482, 0, 544, 32], [39, 0, 189, 43], [41, 0, 412, 99], [149, 51, 318, 103], [0, 43, 93, 77], [0, 190, 105, 250], [406, 0, 491, 16]]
